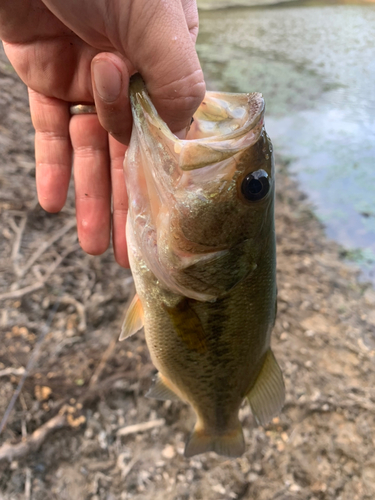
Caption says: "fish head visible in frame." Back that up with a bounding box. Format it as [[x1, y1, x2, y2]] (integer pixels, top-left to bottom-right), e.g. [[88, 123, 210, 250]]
[[125, 76, 275, 301]]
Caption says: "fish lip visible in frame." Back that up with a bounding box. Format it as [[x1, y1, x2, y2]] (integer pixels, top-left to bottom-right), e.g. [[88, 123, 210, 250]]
[[129, 76, 265, 173], [128, 74, 264, 139], [184, 93, 265, 145], [176, 93, 265, 171]]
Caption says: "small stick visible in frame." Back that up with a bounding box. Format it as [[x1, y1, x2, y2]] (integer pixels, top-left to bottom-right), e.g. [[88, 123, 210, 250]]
[[89, 287, 135, 387], [116, 419, 165, 437], [0, 414, 68, 462], [117, 455, 139, 480], [0, 367, 25, 378], [60, 295, 87, 332], [89, 333, 119, 388], [0, 282, 44, 301], [0, 298, 61, 435], [18, 219, 76, 277], [24, 468, 31, 500], [10, 215, 27, 275], [0, 243, 80, 302]]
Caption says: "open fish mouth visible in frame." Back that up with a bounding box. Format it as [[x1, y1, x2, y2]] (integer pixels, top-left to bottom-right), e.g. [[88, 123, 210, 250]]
[[129, 74, 265, 173], [126, 74, 267, 224]]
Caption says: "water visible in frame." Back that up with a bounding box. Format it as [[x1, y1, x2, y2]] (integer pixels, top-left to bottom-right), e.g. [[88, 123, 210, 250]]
[[196, 1, 375, 283]]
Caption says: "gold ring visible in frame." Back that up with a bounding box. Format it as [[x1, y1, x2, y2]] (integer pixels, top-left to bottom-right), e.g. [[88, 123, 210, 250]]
[[70, 104, 97, 115]]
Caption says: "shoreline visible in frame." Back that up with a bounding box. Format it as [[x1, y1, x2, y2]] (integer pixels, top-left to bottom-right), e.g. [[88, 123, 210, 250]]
[[197, 0, 375, 11]]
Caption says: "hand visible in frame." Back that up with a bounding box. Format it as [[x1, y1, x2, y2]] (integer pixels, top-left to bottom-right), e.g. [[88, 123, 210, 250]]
[[0, 0, 205, 267]]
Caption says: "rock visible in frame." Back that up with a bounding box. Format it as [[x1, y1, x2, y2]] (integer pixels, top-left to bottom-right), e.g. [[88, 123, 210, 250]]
[[161, 444, 176, 460]]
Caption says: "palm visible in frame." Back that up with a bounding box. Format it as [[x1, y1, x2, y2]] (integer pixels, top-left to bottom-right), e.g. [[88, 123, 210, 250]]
[[2, 0, 99, 102], [0, 0, 204, 268], [1, 0, 129, 265]]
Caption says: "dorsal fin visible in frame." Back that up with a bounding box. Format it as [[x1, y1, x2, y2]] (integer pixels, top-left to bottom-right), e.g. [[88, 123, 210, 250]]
[[119, 294, 144, 341]]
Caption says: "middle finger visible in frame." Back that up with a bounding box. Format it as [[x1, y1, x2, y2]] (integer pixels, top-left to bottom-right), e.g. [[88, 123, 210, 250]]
[[70, 114, 111, 255]]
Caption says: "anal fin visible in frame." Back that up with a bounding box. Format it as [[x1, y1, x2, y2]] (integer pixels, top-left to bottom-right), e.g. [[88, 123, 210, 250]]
[[146, 373, 181, 402], [119, 294, 144, 341], [246, 349, 285, 426]]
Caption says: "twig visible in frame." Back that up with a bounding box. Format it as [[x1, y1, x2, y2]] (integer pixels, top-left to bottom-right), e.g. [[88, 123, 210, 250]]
[[0, 298, 61, 435], [54, 336, 82, 355], [0, 366, 155, 462], [117, 455, 139, 480], [0, 414, 68, 462], [60, 295, 87, 332], [18, 219, 76, 278], [116, 419, 165, 437], [0, 281, 45, 301], [0, 243, 80, 301], [19, 393, 28, 439], [24, 468, 31, 500], [0, 367, 25, 378], [45, 243, 80, 276], [89, 287, 135, 387], [10, 215, 27, 276], [89, 333, 119, 388]]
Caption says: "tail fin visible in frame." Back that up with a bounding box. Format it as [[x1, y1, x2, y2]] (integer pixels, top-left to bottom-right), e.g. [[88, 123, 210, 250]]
[[184, 425, 245, 458]]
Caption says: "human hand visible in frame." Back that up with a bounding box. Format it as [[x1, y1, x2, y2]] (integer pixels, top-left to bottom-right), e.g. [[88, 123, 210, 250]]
[[0, 0, 205, 267]]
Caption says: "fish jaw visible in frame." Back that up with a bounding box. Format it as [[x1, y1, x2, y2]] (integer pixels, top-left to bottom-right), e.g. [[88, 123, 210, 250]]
[[125, 75, 273, 301]]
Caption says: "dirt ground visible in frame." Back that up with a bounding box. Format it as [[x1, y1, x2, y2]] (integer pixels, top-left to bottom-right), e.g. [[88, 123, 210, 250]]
[[1, 45, 375, 500]]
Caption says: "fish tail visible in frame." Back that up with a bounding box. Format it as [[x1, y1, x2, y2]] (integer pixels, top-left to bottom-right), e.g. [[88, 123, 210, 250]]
[[184, 424, 245, 458]]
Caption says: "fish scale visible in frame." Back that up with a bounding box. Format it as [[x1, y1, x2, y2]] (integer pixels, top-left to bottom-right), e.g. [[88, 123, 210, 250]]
[[121, 74, 285, 458]]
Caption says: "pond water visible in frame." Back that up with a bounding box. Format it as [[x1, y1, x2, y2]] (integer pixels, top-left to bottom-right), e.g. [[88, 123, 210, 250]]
[[196, 1, 375, 284]]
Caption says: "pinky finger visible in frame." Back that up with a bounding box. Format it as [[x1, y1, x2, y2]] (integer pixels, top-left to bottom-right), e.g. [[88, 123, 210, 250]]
[[109, 135, 129, 268]]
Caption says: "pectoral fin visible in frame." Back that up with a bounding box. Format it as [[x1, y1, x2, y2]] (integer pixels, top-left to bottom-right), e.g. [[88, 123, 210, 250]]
[[119, 294, 144, 341], [246, 349, 285, 426], [180, 239, 257, 298], [146, 373, 181, 401], [163, 299, 207, 353]]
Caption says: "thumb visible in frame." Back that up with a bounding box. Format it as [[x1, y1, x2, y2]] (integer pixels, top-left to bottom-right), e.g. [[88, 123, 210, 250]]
[[122, 0, 205, 135], [91, 53, 133, 145]]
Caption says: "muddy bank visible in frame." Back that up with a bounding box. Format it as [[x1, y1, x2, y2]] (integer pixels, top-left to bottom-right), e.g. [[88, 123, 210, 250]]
[[1, 46, 375, 500]]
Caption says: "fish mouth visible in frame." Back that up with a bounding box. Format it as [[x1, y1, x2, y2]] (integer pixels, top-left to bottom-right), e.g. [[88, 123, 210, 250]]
[[128, 75, 267, 224], [129, 74, 265, 173]]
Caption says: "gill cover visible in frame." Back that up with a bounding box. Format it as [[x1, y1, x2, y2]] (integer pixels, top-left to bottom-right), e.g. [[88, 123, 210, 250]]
[[125, 74, 272, 302]]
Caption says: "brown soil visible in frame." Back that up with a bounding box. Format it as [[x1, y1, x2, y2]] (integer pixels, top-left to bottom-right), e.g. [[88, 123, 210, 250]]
[[1, 45, 375, 500]]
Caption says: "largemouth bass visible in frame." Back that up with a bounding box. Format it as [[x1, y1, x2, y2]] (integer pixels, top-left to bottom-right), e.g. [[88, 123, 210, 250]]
[[121, 74, 284, 458]]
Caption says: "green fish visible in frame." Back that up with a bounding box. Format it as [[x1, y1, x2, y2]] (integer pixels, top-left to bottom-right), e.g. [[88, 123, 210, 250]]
[[121, 74, 284, 458]]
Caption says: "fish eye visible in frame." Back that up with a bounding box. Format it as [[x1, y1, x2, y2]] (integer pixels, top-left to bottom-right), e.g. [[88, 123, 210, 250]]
[[241, 169, 270, 202]]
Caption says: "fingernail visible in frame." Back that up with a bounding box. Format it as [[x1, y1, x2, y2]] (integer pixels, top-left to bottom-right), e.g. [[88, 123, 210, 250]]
[[93, 60, 122, 103]]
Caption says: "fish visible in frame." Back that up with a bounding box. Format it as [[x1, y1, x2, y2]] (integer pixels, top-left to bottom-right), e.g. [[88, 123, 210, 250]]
[[121, 74, 284, 458]]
